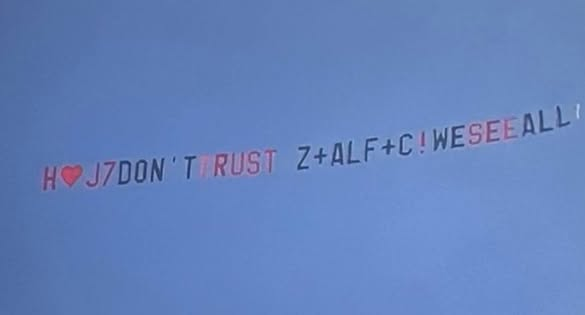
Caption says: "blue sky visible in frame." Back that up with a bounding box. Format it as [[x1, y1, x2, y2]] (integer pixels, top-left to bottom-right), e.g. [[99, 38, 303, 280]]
[[1, 0, 584, 314]]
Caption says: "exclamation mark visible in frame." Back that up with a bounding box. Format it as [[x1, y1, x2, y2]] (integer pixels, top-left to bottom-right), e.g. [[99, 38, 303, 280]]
[[420, 131, 426, 154]]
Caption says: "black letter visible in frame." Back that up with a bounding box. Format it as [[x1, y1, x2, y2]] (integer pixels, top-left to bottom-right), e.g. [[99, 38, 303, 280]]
[[347, 141, 360, 164], [523, 113, 536, 136], [399, 133, 413, 156], [364, 137, 378, 162], [135, 160, 148, 183], [433, 128, 449, 151], [297, 146, 311, 170], [331, 142, 344, 166], [184, 155, 197, 179], [556, 105, 571, 128], [118, 160, 132, 185], [151, 158, 165, 182], [450, 125, 465, 148], [538, 110, 553, 133]]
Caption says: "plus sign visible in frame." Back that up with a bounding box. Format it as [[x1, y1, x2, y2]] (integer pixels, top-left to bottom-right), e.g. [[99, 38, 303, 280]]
[[314, 148, 328, 165], [382, 139, 396, 155]]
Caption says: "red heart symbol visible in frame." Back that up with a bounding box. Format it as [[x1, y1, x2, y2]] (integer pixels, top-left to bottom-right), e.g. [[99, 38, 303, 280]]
[[61, 165, 83, 187]]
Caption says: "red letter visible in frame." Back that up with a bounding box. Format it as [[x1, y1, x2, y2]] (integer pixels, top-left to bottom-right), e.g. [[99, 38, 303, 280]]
[[214, 153, 229, 177], [42, 166, 57, 191], [199, 155, 209, 178], [86, 163, 100, 188], [230, 152, 245, 176], [247, 151, 261, 175], [264, 149, 277, 173], [503, 117, 518, 140], [486, 120, 500, 143], [468, 123, 483, 145]]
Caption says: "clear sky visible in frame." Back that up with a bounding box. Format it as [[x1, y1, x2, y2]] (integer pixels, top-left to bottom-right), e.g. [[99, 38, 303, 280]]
[[1, 0, 584, 314]]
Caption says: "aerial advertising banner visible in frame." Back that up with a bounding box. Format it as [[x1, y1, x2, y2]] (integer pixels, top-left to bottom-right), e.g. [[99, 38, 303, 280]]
[[41, 104, 579, 192]]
